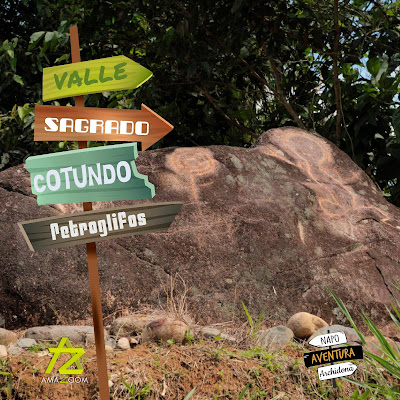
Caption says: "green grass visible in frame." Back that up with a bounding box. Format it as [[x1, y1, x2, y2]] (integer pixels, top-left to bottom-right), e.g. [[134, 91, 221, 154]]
[[328, 285, 400, 399]]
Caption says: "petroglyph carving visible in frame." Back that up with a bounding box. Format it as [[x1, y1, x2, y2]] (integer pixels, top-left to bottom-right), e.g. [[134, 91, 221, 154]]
[[257, 130, 393, 228], [167, 148, 217, 202]]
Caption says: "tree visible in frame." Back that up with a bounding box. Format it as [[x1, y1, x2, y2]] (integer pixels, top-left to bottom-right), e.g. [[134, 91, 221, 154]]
[[1, 0, 399, 204]]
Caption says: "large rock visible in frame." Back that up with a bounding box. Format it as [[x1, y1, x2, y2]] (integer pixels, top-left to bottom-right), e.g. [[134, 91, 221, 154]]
[[287, 312, 328, 339], [365, 335, 397, 357], [0, 345, 7, 358], [1, 127, 400, 329], [24, 325, 106, 344]]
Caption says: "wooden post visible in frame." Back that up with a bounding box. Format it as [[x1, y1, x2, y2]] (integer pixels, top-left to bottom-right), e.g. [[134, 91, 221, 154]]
[[69, 25, 110, 400], [327, 329, 337, 389]]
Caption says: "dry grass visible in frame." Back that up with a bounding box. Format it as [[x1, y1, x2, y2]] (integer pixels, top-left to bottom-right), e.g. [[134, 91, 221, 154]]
[[0, 337, 386, 400]]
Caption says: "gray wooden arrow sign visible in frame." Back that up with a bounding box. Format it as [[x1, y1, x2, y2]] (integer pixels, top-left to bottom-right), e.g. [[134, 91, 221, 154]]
[[19, 202, 182, 252]]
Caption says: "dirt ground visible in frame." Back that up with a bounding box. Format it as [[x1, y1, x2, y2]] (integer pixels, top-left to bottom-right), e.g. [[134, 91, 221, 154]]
[[0, 339, 380, 400]]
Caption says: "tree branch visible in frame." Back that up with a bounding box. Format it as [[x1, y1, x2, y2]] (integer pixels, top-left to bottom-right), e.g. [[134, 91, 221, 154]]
[[239, 57, 306, 130], [197, 86, 258, 140]]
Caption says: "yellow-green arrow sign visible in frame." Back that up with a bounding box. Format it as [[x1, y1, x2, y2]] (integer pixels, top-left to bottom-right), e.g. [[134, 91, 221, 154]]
[[43, 55, 152, 102]]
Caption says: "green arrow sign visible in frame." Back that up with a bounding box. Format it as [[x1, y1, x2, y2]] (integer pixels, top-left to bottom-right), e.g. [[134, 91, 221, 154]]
[[43, 55, 152, 102], [26, 143, 155, 205]]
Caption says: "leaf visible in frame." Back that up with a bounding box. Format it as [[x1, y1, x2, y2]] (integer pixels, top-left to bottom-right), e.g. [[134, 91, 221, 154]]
[[237, 383, 250, 399], [184, 387, 196, 400], [367, 58, 380, 77], [327, 287, 366, 345], [29, 31, 45, 44], [54, 54, 69, 64], [393, 108, 400, 133], [13, 75, 23, 86], [44, 32, 55, 43], [375, 54, 389, 83], [231, 0, 244, 13], [242, 301, 254, 328]]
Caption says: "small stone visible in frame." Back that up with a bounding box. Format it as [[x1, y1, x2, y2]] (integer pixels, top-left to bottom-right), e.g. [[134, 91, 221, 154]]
[[287, 312, 328, 339], [142, 318, 189, 344], [7, 346, 22, 355], [105, 338, 116, 349], [105, 345, 114, 352], [0, 345, 7, 358], [17, 338, 37, 348], [196, 326, 236, 342], [108, 380, 113, 388], [0, 328, 17, 346], [257, 325, 294, 351], [117, 337, 130, 350]]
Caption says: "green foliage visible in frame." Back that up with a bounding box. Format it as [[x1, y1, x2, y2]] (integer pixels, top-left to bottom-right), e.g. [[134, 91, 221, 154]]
[[237, 383, 250, 399], [184, 329, 195, 344], [122, 380, 152, 399], [329, 286, 400, 399], [242, 301, 265, 337], [0, 359, 13, 398], [0, 1, 399, 205], [183, 387, 196, 399]]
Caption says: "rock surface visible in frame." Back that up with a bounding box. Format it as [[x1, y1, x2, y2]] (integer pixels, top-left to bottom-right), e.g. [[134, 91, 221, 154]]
[[308, 324, 362, 347], [287, 312, 328, 339], [117, 337, 130, 350], [24, 325, 106, 344], [0, 345, 7, 357], [0, 328, 18, 346], [365, 335, 396, 357], [105, 338, 117, 349], [17, 338, 37, 348], [257, 325, 294, 351], [2, 127, 400, 329], [141, 318, 188, 343], [195, 326, 237, 342], [7, 345, 22, 355]]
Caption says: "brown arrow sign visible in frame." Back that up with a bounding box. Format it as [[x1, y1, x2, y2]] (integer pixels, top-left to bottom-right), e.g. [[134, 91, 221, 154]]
[[18, 202, 182, 252], [34, 104, 173, 150]]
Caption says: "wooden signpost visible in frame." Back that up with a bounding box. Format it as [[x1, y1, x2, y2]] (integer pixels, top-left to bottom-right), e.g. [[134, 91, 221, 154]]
[[43, 55, 153, 101], [304, 330, 363, 387], [19, 202, 182, 252], [26, 143, 155, 205], [34, 104, 174, 150], [18, 25, 177, 400]]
